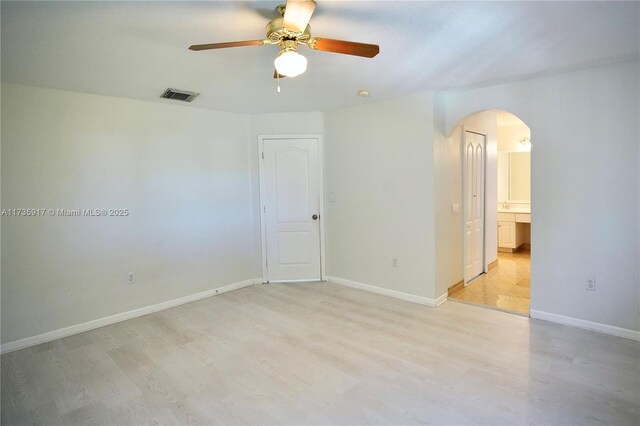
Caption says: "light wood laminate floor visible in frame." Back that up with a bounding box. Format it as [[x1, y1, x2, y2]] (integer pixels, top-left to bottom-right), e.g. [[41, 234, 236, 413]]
[[449, 251, 531, 315], [2, 282, 638, 425]]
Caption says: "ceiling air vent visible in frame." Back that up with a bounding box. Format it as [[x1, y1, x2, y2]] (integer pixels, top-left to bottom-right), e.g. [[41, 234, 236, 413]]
[[160, 88, 199, 102]]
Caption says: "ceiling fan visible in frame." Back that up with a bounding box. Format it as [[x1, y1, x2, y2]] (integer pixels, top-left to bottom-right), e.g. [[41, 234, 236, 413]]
[[189, 0, 380, 79]]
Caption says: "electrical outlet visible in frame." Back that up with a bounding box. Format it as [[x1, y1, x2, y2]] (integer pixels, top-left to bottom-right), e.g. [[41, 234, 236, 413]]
[[586, 277, 596, 291], [128, 272, 135, 285], [392, 257, 399, 267]]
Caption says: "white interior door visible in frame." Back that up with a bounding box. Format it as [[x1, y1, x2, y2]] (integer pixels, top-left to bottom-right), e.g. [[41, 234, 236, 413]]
[[463, 131, 486, 283], [261, 138, 321, 282]]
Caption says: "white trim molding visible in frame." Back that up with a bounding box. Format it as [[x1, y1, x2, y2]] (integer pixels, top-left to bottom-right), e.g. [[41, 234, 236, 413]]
[[1, 278, 261, 354], [530, 309, 640, 342], [327, 276, 445, 308], [434, 292, 449, 307]]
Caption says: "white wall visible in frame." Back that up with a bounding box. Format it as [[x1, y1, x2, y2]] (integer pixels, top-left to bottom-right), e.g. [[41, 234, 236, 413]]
[[247, 112, 325, 277], [434, 110, 497, 296], [3, 60, 638, 346], [1, 84, 257, 344], [497, 124, 531, 152], [324, 93, 436, 298], [438, 60, 640, 331]]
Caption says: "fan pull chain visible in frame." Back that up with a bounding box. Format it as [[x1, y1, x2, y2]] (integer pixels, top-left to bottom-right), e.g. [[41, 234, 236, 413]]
[[276, 72, 281, 93]]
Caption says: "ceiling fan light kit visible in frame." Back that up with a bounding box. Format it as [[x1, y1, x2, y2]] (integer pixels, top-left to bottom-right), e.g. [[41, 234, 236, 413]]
[[274, 40, 307, 77], [189, 0, 379, 82]]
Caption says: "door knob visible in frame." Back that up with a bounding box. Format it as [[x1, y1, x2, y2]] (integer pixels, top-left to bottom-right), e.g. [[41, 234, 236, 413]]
[[312, 214, 318, 220]]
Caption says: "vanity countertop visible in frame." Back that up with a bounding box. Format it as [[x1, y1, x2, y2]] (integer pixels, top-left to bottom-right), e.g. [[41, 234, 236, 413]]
[[498, 208, 531, 214]]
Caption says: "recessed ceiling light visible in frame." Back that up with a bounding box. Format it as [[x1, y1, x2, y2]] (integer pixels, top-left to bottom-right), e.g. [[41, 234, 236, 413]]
[[357, 89, 370, 97]]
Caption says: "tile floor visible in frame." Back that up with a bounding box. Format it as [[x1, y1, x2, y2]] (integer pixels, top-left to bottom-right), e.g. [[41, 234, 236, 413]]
[[449, 250, 530, 315]]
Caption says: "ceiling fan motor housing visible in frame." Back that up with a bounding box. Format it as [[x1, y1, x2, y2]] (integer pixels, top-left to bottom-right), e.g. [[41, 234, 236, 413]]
[[266, 17, 312, 46]]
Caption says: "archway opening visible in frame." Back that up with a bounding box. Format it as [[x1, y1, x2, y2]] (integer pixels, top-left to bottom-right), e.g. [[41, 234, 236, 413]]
[[445, 109, 532, 316]]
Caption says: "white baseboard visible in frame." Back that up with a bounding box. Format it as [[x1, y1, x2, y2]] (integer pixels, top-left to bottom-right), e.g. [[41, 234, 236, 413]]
[[327, 276, 445, 307], [530, 309, 640, 342], [434, 292, 448, 307], [1, 278, 261, 354]]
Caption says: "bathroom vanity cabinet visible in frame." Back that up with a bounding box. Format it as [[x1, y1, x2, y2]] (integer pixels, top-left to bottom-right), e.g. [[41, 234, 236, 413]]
[[498, 212, 531, 252]]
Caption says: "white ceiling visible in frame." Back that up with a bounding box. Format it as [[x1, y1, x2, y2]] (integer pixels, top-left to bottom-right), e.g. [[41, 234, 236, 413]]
[[2, 1, 638, 114]]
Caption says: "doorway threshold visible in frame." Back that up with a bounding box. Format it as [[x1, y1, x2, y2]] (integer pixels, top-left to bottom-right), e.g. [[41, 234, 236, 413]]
[[447, 298, 530, 318], [466, 274, 486, 285]]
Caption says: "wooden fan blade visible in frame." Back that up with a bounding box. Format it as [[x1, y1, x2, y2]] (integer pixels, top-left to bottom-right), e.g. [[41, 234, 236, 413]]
[[312, 38, 379, 58], [189, 40, 264, 51], [283, 0, 316, 33], [274, 70, 286, 79]]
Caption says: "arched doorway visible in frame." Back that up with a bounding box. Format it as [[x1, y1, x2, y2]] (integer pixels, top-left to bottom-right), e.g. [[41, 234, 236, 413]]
[[445, 110, 532, 315]]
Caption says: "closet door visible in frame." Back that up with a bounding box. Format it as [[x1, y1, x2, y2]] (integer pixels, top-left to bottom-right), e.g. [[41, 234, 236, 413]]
[[463, 131, 486, 283]]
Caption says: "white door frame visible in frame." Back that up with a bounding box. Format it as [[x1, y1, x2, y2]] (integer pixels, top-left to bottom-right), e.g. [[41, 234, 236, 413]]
[[257, 134, 326, 283], [461, 126, 487, 285]]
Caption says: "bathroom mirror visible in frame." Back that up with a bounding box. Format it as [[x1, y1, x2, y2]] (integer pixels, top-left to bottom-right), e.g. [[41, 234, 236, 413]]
[[497, 152, 531, 202]]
